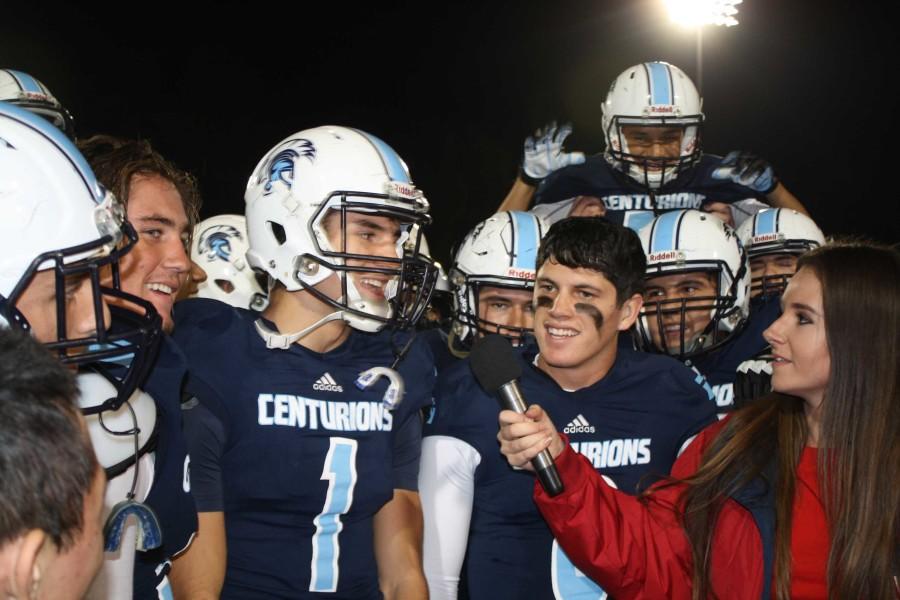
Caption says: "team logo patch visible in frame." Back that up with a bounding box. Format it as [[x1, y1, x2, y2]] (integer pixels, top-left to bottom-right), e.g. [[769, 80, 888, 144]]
[[198, 225, 242, 262], [313, 372, 343, 393], [263, 138, 315, 194]]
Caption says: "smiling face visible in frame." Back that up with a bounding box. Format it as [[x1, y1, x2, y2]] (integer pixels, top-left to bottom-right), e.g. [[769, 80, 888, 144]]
[[622, 125, 683, 165], [763, 267, 831, 409], [533, 259, 641, 389], [642, 270, 718, 356], [320, 210, 403, 307], [116, 174, 191, 332]]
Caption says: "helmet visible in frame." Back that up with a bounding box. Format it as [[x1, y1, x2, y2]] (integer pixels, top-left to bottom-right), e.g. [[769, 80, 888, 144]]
[[601, 61, 703, 190], [0, 101, 161, 411], [636, 209, 750, 360], [736, 208, 825, 297], [0, 69, 75, 139], [450, 211, 546, 346], [191, 214, 268, 311], [244, 126, 437, 334]]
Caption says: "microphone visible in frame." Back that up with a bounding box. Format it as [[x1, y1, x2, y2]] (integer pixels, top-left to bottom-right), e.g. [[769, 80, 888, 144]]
[[470, 334, 564, 497]]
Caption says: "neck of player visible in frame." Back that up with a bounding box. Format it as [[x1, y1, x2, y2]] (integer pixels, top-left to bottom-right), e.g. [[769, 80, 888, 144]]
[[536, 345, 618, 392], [263, 286, 351, 354]]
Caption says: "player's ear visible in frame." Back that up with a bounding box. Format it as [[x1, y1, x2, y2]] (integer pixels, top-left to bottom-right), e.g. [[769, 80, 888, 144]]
[[7, 529, 46, 600], [616, 293, 643, 331]]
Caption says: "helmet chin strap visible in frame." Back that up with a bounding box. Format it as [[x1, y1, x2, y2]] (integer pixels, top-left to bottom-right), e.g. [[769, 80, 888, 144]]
[[254, 311, 345, 349]]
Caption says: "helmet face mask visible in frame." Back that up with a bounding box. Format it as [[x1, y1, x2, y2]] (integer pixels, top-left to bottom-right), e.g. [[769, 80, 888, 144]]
[[452, 277, 535, 347], [244, 126, 438, 333], [303, 191, 437, 332], [450, 211, 545, 348], [737, 209, 826, 299], [602, 62, 704, 190], [605, 121, 702, 189], [0, 101, 162, 413], [636, 210, 750, 361], [640, 268, 737, 358]]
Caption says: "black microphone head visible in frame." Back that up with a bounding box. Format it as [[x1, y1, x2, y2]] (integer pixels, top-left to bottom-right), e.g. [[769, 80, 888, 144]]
[[469, 334, 522, 393]]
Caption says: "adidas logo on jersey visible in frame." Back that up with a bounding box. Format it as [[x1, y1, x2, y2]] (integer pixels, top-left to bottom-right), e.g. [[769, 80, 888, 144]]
[[563, 414, 596, 434], [313, 373, 343, 393]]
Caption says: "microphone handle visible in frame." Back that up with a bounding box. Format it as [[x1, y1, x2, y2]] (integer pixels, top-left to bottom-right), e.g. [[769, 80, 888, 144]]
[[497, 382, 564, 497]]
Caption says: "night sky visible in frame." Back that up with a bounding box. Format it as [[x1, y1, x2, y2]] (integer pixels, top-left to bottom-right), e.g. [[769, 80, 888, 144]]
[[4, 1, 897, 264]]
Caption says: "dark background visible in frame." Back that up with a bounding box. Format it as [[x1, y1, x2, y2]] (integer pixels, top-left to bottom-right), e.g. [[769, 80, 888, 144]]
[[4, 1, 897, 265]]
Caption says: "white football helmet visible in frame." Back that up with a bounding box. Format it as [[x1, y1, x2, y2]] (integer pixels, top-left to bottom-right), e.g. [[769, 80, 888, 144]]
[[0, 69, 75, 139], [736, 208, 826, 297], [450, 211, 546, 346], [636, 209, 750, 359], [191, 214, 268, 311], [0, 101, 162, 410], [245, 126, 436, 336], [602, 61, 703, 190]]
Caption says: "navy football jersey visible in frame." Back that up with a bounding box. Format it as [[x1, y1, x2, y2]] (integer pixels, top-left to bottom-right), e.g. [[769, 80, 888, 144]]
[[132, 335, 198, 600], [687, 295, 781, 411], [533, 154, 763, 231], [173, 298, 435, 599], [424, 345, 715, 599]]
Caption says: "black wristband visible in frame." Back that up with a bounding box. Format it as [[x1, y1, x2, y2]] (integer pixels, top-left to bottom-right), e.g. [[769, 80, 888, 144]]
[[518, 165, 543, 187]]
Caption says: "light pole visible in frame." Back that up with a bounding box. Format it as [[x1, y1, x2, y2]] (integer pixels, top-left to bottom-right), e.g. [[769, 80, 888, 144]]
[[662, 0, 742, 93]]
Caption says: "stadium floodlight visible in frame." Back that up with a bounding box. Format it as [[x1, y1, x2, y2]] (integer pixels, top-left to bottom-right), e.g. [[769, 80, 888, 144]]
[[664, 0, 742, 28]]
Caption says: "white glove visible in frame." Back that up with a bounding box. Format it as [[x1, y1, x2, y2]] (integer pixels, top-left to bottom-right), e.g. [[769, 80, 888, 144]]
[[520, 122, 585, 185]]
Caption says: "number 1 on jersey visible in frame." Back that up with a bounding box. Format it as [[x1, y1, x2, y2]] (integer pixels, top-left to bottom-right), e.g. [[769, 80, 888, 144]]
[[310, 437, 359, 593]]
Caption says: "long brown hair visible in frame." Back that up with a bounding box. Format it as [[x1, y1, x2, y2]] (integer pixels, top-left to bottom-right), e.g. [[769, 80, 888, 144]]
[[649, 241, 900, 599]]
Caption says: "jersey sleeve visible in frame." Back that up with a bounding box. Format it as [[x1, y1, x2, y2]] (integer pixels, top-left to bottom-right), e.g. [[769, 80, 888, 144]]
[[181, 397, 226, 512], [391, 408, 424, 491], [419, 435, 481, 600]]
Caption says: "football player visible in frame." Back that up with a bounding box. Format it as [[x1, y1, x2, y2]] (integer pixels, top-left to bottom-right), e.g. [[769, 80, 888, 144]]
[[0, 103, 167, 600], [422, 211, 546, 373], [78, 135, 200, 599], [498, 62, 808, 232], [737, 208, 826, 299], [170, 126, 438, 598], [188, 213, 268, 310], [635, 209, 781, 411], [420, 217, 715, 599]]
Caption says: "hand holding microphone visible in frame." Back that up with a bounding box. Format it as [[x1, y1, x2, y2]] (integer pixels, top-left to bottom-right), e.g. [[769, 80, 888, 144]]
[[470, 335, 564, 496]]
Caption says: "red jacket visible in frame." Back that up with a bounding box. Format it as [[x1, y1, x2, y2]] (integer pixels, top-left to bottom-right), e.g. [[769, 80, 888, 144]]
[[534, 420, 829, 599]]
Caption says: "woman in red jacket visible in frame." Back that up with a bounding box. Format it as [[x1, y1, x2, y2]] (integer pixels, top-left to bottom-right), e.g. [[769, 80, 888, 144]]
[[498, 241, 899, 600]]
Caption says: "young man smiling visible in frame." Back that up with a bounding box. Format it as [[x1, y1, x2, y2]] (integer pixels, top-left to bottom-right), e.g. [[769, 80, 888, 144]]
[[78, 135, 201, 333], [171, 126, 438, 599], [420, 217, 715, 599], [77, 135, 201, 599], [498, 62, 807, 233], [635, 210, 782, 411]]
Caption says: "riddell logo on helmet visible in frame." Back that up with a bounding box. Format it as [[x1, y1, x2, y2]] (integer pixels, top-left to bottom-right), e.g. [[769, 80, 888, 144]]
[[385, 181, 421, 201], [648, 250, 685, 263], [649, 104, 675, 113], [752, 233, 783, 244], [506, 267, 535, 280]]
